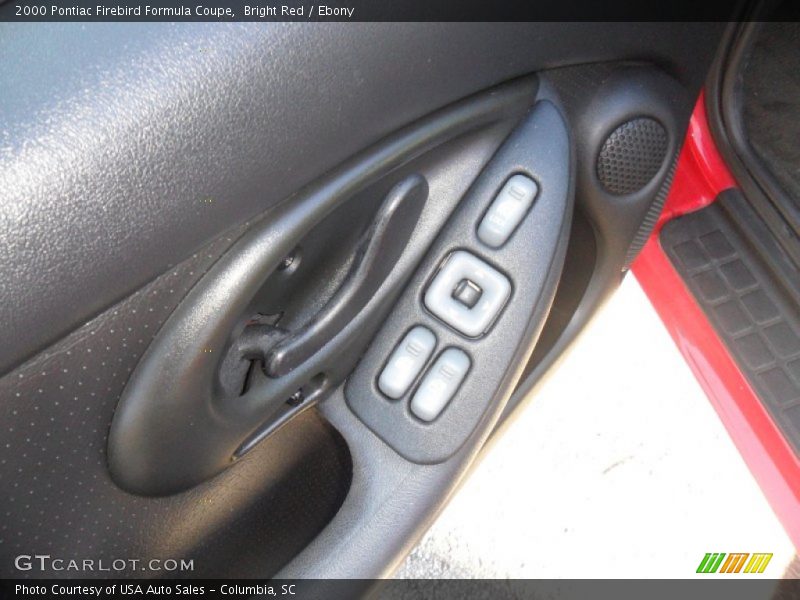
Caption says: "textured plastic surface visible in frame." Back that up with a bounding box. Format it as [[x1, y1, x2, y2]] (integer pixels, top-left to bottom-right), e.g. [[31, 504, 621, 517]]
[[0, 230, 352, 578], [263, 174, 428, 378], [108, 79, 537, 496], [0, 21, 726, 582], [623, 155, 678, 268], [633, 97, 800, 549], [662, 197, 800, 452], [280, 64, 721, 589], [346, 100, 572, 463], [0, 22, 727, 377], [281, 98, 573, 587], [499, 64, 697, 427], [545, 66, 691, 272]]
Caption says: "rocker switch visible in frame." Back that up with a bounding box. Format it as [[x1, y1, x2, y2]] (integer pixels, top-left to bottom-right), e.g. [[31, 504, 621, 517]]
[[410, 348, 471, 421], [478, 174, 538, 248], [377, 326, 436, 399]]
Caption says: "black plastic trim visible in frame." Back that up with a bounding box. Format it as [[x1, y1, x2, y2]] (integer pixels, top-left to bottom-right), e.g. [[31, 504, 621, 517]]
[[662, 191, 800, 453], [346, 100, 572, 463], [108, 77, 537, 496]]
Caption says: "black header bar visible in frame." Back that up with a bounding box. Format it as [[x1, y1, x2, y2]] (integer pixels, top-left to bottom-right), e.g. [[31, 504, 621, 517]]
[[0, 0, 783, 22]]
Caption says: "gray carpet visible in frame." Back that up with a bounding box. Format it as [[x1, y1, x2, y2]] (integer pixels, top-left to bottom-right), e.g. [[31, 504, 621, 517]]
[[743, 20, 800, 207]]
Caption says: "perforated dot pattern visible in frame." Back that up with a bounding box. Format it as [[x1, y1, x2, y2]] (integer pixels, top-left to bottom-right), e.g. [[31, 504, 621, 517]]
[[596, 117, 668, 196], [0, 225, 351, 578]]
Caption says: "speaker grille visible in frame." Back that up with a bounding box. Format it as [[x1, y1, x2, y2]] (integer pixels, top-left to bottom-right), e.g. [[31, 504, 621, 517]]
[[597, 117, 668, 196]]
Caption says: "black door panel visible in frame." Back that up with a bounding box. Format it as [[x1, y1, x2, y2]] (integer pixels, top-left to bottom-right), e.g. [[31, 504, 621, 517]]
[[108, 78, 535, 496], [0, 22, 723, 374], [0, 21, 726, 583], [0, 230, 352, 578]]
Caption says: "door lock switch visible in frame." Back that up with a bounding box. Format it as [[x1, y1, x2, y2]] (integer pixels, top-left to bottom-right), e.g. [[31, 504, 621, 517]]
[[477, 174, 538, 248], [424, 251, 511, 337], [377, 326, 436, 399], [410, 347, 471, 422]]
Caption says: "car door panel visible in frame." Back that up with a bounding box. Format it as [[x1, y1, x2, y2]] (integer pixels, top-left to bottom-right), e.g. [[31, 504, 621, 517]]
[[0, 22, 722, 374], [0, 21, 727, 583]]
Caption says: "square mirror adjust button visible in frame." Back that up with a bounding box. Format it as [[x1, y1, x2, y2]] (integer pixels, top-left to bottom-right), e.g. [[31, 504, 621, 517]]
[[424, 251, 511, 337], [452, 278, 483, 309]]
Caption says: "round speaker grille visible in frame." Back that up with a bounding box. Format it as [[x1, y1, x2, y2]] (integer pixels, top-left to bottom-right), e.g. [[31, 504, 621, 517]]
[[596, 117, 668, 196]]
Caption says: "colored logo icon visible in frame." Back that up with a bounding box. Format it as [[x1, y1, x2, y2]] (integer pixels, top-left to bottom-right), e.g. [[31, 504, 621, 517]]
[[696, 553, 773, 574]]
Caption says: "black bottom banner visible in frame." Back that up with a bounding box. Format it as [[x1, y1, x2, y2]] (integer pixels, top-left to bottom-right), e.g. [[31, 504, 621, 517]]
[[2, 579, 800, 600]]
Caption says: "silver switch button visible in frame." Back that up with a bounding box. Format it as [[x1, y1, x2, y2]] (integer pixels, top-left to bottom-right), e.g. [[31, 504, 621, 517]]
[[377, 326, 436, 399], [424, 251, 511, 337], [477, 174, 538, 248], [452, 278, 483, 309], [410, 348, 471, 421]]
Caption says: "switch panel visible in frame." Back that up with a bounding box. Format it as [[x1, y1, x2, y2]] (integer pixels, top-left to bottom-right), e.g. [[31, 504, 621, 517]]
[[410, 348, 470, 421], [345, 100, 572, 464], [424, 251, 511, 337], [477, 174, 538, 248], [377, 326, 436, 399]]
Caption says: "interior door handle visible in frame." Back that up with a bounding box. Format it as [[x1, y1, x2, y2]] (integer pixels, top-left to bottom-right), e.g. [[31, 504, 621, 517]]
[[108, 173, 429, 496], [215, 174, 427, 397], [106, 77, 536, 496], [265, 174, 427, 377]]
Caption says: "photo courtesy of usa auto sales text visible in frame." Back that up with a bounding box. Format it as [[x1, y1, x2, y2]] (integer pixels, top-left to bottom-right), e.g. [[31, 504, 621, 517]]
[[14, 583, 299, 596]]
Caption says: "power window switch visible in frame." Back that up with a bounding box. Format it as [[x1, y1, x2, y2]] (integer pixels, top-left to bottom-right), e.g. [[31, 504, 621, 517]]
[[410, 348, 470, 421], [377, 326, 436, 399], [478, 174, 538, 248]]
